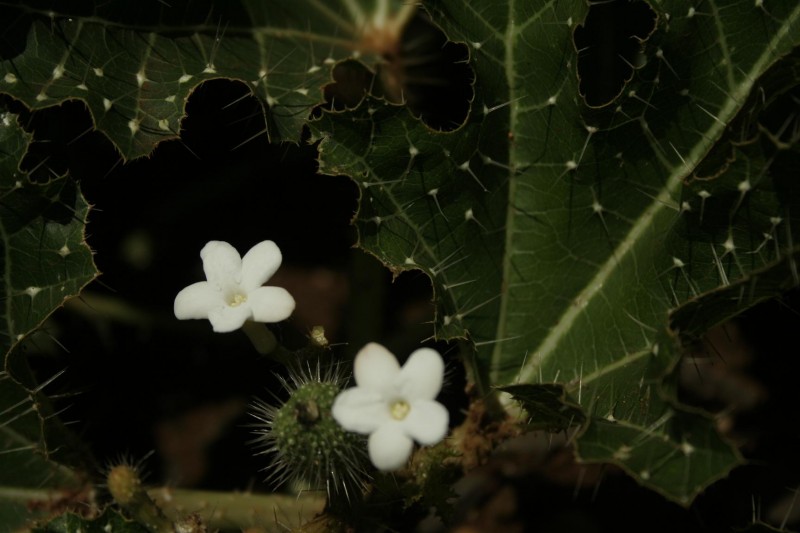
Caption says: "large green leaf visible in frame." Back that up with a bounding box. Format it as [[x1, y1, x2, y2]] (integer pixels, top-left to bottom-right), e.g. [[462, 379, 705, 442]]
[[1, 111, 97, 360], [0, 0, 415, 159], [0, 110, 95, 530], [311, 0, 800, 503]]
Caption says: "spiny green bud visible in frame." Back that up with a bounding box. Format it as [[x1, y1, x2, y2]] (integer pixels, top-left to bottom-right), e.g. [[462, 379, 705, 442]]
[[107, 464, 141, 507], [106, 463, 176, 533], [250, 361, 369, 503]]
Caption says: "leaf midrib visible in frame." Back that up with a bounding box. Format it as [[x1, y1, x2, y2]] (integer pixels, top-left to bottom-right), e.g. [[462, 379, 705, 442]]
[[493, 1, 800, 396]]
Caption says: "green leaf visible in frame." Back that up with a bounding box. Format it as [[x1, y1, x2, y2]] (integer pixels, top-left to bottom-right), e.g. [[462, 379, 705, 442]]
[[0, 1, 416, 159], [311, 0, 800, 504], [497, 383, 585, 432], [1, 368, 84, 531], [0, 111, 95, 530], [670, 247, 800, 343], [1, 111, 97, 359]]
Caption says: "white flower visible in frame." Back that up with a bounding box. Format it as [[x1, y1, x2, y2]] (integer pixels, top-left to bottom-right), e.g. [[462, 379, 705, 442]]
[[174, 240, 295, 333], [332, 343, 449, 471]]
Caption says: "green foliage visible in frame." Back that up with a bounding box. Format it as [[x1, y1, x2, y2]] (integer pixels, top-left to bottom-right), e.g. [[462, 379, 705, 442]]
[[497, 383, 585, 432], [0, 366, 83, 531], [0, 112, 97, 359], [0, 0, 413, 158], [310, 0, 800, 503], [0, 0, 799, 528], [32, 509, 151, 533]]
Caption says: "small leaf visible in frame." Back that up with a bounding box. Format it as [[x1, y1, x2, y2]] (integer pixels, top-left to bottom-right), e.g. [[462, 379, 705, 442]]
[[496, 383, 585, 432]]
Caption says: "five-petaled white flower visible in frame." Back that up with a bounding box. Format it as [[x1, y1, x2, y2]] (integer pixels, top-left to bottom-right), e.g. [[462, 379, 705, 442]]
[[174, 240, 295, 333], [332, 343, 449, 471]]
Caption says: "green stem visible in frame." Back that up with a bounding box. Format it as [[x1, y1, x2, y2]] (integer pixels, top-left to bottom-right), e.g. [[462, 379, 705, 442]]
[[462, 340, 505, 421], [241, 321, 277, 355], [147, 487, 325, 530]]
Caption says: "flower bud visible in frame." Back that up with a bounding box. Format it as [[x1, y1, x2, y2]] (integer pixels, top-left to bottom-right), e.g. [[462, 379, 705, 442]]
[[251, 362, 369, 502], [106, 463, 175, 533]]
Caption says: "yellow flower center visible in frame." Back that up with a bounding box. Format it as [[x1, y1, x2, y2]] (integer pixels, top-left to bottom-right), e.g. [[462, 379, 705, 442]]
[[390, 400, 411, 420], [228, 293, 247, 307]]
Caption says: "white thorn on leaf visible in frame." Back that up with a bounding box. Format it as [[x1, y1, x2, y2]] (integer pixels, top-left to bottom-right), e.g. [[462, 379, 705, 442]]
[[25, 286, 42, 298], [723, 236, 735, 253]]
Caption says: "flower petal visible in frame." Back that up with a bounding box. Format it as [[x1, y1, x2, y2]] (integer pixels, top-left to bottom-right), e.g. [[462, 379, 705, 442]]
[[368, 422, 414, 471], [403, 399, 449, 445], [241, 240, 283, 291], [174, 282, 224, 319], [398, 347, 445, 401], [207, 303, 251, 332], [247, 286, 295, 322], [200, 241, 242, 288], [332, 387, 390, 434], [354, 343, 401, 392]]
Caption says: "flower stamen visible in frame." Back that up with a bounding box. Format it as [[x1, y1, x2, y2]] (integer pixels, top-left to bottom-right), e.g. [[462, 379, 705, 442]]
[[228, 293, 247, 307], [390, 400, 410, 420]]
